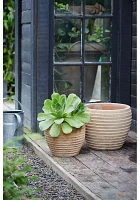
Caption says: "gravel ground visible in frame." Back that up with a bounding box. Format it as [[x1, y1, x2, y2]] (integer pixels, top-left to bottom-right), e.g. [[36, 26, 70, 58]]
[[17, 143, 86, 200]]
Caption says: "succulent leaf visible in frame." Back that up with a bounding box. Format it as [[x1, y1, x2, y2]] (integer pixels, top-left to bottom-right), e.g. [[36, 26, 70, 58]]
[[65, 117, 84, 128], [39, 119, 54, 131], [37, 113, 55, 121], [62, 122, 72, 134], [50, 123, 60, 137], [54, 118, 64, 124]]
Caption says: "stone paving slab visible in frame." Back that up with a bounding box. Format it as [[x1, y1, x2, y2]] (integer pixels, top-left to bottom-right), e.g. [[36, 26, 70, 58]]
[[24, 131, 137, 200]]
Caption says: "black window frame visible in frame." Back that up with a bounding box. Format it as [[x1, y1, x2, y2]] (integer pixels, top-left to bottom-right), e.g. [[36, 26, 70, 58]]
[[49, 0, 132, 105], [52, 0, 113, 102]]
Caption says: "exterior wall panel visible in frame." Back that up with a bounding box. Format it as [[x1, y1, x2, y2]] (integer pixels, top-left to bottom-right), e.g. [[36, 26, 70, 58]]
[[20, 0, 32, 129], [131, 0, 137, 132]]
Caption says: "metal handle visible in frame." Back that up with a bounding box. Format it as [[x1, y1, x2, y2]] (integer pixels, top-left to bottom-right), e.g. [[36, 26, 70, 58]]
[[14, 113, 22, 136], [3, 98, 23, 111]]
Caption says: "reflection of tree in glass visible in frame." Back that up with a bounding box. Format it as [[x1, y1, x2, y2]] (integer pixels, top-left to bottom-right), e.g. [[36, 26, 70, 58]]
[[54, 1, 111, 95], [54, 67, 73, 95], [55, 2, 110, 51]]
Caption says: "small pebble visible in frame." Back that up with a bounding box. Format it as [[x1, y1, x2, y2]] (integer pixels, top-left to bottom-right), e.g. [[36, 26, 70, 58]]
[[17, 144, 86, 200]]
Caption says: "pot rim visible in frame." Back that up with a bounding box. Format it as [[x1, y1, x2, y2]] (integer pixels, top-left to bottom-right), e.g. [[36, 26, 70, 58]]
[[86, 102, 130, 111]]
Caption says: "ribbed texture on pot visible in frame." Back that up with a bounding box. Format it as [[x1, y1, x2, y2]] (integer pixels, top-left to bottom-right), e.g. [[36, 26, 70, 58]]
[[85, 103, 132, 150], [44, 126, 85, 157]]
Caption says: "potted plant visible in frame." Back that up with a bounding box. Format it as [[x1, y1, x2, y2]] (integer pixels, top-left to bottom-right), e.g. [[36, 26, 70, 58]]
[[37, 93, 91, 157], [85, 103, 132, 150]]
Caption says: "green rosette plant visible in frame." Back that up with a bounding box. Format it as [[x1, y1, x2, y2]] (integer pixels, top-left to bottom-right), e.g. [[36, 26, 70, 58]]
[[3, 145, 40, 200], [37, 93, 91, 137]]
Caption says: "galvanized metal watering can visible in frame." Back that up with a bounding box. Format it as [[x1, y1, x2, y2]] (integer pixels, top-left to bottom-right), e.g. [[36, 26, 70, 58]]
[[3, 98, 24, 148]]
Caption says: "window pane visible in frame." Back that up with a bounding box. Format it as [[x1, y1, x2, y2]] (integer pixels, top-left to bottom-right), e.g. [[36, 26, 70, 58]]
[[54, 66, 80, 96], [84, 18, 111, 62], [85, 0, 112, 15], [54, 19, 81, 62], [55, 0, 81, 15], [84, 65, 111, 102]]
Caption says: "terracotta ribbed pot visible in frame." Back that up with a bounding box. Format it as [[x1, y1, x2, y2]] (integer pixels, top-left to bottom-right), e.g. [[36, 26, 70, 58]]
[[44, 126, 85, 157], [85, 103, 132, 150]]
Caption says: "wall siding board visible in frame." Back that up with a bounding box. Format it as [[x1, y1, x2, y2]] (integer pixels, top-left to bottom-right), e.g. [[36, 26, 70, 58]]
[[22, 0, 31, 11], [21, 39, 31, 51], [132, 48, 137, 60], [21, 50, 31, 63], [132, 36, 137, 48], [21, 83, 31, 97], [131, 84, 137, 97], [131, 120, 137, 132], [132, 12, 137, 24], [132, 24, 137, 36], [21, 106, 31, 121], [15, 0, 22, 107], [131, 107, 137, 121], [21, 94, 31, 109], [131, 0, 137, 132], [131, 60, 137, 72], [22, 62, 31, 74], [24, 118, 31, 129], [21, 24, 31, 39], [111, 0, 131, 105], [22, 72, 32, 86], [21, 0, 32, 130], [131, 72, 137, 84], [22, 10, 31, 24], [131, 96, 137, 109], [133, 1, 137, 11]]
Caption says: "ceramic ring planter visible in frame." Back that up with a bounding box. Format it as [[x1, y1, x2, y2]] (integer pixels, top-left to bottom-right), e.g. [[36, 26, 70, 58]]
[[44, 126, 85, 157], [85, 103, 132, 150]]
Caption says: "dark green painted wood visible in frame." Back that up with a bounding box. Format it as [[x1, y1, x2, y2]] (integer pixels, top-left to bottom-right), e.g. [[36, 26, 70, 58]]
[[111, 0, 132, 105]]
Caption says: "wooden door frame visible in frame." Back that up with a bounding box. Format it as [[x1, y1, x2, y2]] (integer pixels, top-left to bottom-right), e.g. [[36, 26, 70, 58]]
[[111, 0, 132, 105]]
